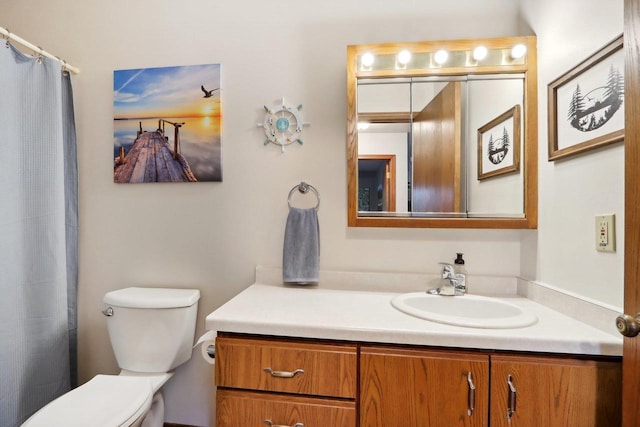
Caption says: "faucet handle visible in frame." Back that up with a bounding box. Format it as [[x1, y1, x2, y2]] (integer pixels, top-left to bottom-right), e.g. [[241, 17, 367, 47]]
[[439, 262, 456, 279]]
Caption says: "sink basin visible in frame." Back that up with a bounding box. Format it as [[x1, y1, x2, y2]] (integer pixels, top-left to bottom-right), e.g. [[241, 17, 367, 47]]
[[391, 292, 537, 329]]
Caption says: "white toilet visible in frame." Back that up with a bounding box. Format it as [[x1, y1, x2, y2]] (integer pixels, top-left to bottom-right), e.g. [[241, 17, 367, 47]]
[[22, 286, 200, 427]]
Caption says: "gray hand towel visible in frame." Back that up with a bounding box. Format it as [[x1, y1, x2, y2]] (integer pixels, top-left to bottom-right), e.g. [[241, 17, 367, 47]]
[[283, 207, 320, 284]]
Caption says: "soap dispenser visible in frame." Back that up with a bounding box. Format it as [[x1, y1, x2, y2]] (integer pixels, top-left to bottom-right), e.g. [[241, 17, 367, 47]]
[[454, 253, 468, 292]]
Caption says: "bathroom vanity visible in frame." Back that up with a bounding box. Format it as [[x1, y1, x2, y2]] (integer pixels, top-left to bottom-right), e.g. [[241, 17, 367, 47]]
[[206, 268, 622, 427]]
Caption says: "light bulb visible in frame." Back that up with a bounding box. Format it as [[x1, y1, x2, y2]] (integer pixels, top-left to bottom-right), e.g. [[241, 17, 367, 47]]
[[473, 46, 488, 61], [397, 50, 412, 65], [361, 52, 375, 68], [434, 49, 448, 65], [511, 44, 527, 59]]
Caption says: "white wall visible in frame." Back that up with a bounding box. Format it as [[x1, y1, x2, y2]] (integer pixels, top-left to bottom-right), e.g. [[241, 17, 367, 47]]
[[520, 0, 624, 307], [2, 0, 624, 425]]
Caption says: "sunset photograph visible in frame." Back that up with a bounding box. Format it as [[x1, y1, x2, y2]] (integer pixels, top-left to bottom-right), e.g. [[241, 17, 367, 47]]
[[113, 63, 222, 183]]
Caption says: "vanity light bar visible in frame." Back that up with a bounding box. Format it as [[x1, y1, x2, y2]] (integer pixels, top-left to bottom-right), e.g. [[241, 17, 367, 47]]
[[357, 43, 527, 72]]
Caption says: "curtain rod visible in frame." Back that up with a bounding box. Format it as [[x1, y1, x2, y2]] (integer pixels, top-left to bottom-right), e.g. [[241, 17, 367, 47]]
[[0, 26, 79, 74]]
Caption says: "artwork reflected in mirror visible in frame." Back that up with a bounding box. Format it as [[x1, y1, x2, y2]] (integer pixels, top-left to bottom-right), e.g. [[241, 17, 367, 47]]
[[477, 105, 520, 181]]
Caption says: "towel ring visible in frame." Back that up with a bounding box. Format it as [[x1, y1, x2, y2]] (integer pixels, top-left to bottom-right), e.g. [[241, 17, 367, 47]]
[[287, 182, 320, 210]]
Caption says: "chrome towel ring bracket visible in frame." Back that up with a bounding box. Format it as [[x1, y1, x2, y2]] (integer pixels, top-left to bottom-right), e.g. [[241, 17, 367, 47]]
[[287, 182, 320, 210]]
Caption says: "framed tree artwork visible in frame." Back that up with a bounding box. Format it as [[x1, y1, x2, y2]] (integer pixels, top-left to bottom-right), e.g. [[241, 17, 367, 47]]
[[548, 35, 624, 161], [477, 105, 521, 180]]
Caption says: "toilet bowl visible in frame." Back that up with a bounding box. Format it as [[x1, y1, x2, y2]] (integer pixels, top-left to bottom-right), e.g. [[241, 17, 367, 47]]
[[22, 287, 200, 427]]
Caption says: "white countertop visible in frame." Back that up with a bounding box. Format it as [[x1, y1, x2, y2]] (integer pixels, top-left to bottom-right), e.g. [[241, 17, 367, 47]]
[[205, 280, 622, 356]]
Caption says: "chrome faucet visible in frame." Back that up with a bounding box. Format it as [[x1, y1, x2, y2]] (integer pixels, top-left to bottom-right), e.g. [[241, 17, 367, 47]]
[[428, 262, 467, 296]]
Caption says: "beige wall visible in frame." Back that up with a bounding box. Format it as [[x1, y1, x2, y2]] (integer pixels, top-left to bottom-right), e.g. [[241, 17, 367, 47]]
[[0, 0, 624, 425]]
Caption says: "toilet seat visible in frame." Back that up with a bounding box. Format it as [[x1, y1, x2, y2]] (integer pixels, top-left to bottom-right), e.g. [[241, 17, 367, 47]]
[[22, 374, 153, 427]]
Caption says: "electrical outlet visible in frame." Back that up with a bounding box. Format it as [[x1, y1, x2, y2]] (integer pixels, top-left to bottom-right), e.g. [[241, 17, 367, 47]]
[[595, 214, 616, 252]]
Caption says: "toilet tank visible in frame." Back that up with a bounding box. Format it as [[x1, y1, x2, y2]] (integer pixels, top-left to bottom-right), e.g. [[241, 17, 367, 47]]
[[103, 287, 200, 373]]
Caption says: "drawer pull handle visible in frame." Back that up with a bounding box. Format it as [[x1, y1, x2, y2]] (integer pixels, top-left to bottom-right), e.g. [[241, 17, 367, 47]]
[[467, 371, 475, 416], [263, 367, 304, 378], [263, 420, 304, 427], [507, 374, 517, 420]]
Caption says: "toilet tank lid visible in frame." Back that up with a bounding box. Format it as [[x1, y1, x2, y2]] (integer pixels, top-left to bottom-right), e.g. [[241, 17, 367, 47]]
[[103, 287, 200, 308]]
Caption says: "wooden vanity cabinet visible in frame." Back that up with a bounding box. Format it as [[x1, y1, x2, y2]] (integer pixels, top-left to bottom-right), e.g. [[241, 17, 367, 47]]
[[360, 346, 490, 427], [489, 354, 621, 427], [215, 335, 620, 427], [215, 335, 357, 427], [359, 346, 621, 427]]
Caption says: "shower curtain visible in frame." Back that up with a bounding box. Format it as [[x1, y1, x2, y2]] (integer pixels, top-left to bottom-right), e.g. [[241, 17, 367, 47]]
[[0, 43, 78, 427]]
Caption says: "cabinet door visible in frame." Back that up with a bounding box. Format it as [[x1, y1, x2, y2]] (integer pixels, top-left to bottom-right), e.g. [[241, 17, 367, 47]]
[[217, 389, 356, 427], [490, 354, 621, 427], [360, 346, 489, 427]]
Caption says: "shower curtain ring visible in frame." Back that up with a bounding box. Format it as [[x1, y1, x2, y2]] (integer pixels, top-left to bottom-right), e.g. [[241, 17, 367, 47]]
[[33, 46, 45, 64], [4, 30, 10, 48], [56, 56, 67, 73], [60, 59, 69, 75]]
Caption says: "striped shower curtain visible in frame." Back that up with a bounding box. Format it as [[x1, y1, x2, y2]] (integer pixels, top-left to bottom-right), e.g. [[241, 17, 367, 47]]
[[0, 42, 78, 427]]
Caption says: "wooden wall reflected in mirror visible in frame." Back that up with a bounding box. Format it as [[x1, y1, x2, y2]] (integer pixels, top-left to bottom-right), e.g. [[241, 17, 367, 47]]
[[347, 36, 538, 229], [412, 81, 462, 214]]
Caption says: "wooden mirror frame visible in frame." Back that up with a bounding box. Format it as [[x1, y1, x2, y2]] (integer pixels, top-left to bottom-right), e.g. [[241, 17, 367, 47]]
[[347, 36, 538, 229]]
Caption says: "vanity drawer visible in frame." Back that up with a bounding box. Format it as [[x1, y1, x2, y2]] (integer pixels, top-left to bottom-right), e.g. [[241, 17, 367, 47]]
[[217, 389, 356, 427], [215, 335, 357, 399]]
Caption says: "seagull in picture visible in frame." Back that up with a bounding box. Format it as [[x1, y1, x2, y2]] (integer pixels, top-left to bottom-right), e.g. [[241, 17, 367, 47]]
[[201, 85, 219, 98]]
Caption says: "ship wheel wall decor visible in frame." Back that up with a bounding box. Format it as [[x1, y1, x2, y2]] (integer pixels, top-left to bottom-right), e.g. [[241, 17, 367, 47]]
[[259, 98, 310, 152]]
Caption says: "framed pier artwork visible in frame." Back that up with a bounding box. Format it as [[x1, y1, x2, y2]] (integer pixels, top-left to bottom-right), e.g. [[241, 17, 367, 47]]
[[113, 63, 222, 183]]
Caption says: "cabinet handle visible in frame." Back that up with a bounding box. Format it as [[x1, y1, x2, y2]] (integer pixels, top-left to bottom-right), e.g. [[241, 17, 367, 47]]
[[263, 420, 304, 427], [263, 367, 304, 378], [507, 374, 517, 420], [467, 372, 476, 416]]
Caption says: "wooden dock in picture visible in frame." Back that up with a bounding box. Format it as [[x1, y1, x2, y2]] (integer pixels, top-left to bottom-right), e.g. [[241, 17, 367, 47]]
[[114, 121, 197, 183]]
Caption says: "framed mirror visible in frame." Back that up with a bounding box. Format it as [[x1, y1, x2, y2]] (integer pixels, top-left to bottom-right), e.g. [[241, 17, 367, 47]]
[[347, 36, 538, 228]]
